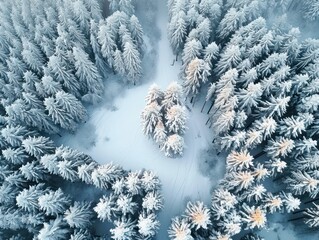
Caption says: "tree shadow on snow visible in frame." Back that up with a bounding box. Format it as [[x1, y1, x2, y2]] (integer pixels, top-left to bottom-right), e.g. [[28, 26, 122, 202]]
[[197, 148, 226, 188]]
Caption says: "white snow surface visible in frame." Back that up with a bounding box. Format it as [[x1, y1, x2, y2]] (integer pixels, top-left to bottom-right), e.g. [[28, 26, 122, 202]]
[[57, 1, 225, 239]]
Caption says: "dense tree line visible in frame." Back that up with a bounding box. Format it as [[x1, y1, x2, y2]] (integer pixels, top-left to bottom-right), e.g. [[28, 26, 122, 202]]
[[167, 0, 319, 239], [0, 0, 162, 239]]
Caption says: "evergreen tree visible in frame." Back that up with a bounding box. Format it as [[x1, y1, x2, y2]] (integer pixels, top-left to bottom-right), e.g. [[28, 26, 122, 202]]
[[38, 188, 71, 216], [137, 212, 160, 238], [37, 217, 69, 240], [162, 134, 184, 157], [183, 58, 210, 98], [72, 46, 104, 104], [22, 136, 54, 159], [141, 102, 162, 137], [16, 184, 47, 213], [64, 201, 93, 228], [123, 41, 142, 83], [165, 105, 188, 134]]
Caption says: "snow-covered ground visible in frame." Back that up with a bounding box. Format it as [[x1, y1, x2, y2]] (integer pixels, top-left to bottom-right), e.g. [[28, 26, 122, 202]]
[[58, 1, 225, 239]]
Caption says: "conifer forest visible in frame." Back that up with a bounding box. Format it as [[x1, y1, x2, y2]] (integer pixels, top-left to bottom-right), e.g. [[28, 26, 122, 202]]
[[1, 0, 319, 239]]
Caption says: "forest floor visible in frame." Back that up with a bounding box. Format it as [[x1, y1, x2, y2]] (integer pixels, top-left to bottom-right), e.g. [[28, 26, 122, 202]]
[[57, 1, 225, 239]]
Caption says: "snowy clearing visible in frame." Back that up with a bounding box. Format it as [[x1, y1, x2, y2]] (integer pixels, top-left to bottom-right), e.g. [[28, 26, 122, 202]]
[[57, 1, 225, 239]]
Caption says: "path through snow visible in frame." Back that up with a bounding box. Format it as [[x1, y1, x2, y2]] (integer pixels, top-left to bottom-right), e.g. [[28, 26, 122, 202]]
[[57, 1, 225, 239]]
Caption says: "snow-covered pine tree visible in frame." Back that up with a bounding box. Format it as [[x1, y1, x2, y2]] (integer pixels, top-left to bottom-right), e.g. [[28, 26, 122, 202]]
[[141, 102, 162, 137], [37, 217, 69, 240], [72, 46, 104, 104], [38, 188, 71, 216], [183, 58, 210, 100], [64, 201, 93, 228], [162, 82, 184, 111], [123, 41, 143, 84], [162, 134, 184, 157], [168, 11, 188, 57], [165, 105, 188, 134]]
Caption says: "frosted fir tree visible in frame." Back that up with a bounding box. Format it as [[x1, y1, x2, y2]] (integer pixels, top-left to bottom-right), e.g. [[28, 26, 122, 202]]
[[22, 136, 55, 159], [203, 42, 220, 67], [110, 217, 136, 240], [129, 15, 144, 47], [237, 83, 263, 115], [40, 154, 60, 175], [137, 212, 160, 238], [118, 24, 133, 49], [40, 75, 63, 96], [141, 102, 162, 137], [20, 161, 47, 182], [44, 91, 87, 130], [162, 134, 184, 157], [69, 229, 94, 240], [303, 0, 319, 21], [243, 184, 267, 203], [185, 201, 211, 230], [153, 119, 167, 146], [71, 0, 91, 33], [142, 191, 163, 213], [55, 91, 87, 122], [241, 204, 267, 229], [168, 217, 194, 240], [46, 55, 81, 96], [285, 171, 319, 198], [265, 137, 295, 158], [263, 193, 282, 213], [113, 49, 126, 76], [38, 188, 71, 216], [141, 170, 161, 192], [21, 38, 45, 74], [16, 184, 47, 213], [183, 58, 211, 100], [97, 22, 116, 67], [196, 18, 212, 47], [168, 11, 187, 56], [64, 201, 93, 228], [216, 44, 242, 76], [145, 84, 164, 106], [112, 178, 126, 195], [44, 97, 76, 131], [57, 160, 80, 182], [123, 41, 142, 84], [165, 105, 188, 134], [72, 46, 104, 104], [217, 8, 246, 40], [227, 170, 255, 191], [91, 163, 124, 189], [305, 203, 319, 227], [77, 162, 98, 184], [116, 194, 138, 215], [181, 39, 202, 70], [37, 217, 69, 240], [94, 194, 117, 222], [125, 171, 142, 195], [2, 147, 28, 165], [226, 150, 254, 171], [1, 125, 30, 147], [162, 82, 184, 111]]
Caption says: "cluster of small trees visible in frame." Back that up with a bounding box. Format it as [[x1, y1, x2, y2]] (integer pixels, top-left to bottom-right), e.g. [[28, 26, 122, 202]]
[[141, 82, 188, 157], [168, 0, 319, 239]]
